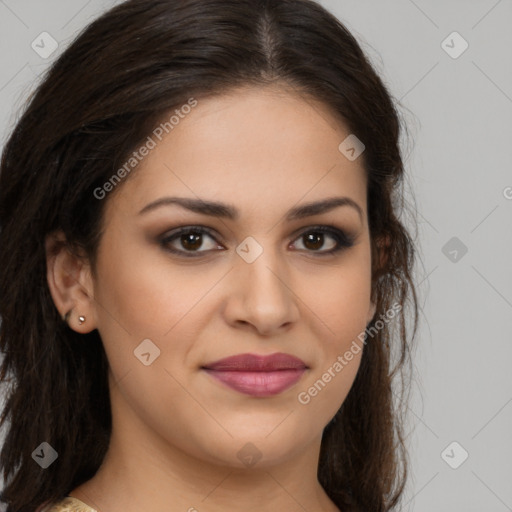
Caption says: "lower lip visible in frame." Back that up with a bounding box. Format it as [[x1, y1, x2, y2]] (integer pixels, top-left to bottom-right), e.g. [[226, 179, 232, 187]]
[[203, 369, 306, 397]]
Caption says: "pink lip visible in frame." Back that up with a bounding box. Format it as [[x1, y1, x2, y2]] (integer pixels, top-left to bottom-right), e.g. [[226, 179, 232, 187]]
[[202, 352, 308, 397]]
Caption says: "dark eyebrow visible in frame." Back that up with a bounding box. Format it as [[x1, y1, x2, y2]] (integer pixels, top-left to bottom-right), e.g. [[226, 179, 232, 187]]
[[138, 196, 364, 222]]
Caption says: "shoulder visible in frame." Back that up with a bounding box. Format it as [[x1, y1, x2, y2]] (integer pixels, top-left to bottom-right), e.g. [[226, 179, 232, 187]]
[[38, 496, 98, 512]]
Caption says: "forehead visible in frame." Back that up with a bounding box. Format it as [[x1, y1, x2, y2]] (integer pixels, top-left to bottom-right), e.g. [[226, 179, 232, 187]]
[[106, 85, 368, 223]]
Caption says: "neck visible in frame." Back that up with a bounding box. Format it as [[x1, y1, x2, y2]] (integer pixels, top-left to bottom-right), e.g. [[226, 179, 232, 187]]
[[70, 373, 340, 512], [71, 419, 339, 512]]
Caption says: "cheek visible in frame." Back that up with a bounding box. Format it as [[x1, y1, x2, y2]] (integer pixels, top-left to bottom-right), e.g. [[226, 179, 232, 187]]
[[294, 251, 371, 413], [294, 286, 366, 428], [93, 240, 215, 338], [89, 244, 187, 387], [296, 352, 361, 427], [301, 255, 372, 344]]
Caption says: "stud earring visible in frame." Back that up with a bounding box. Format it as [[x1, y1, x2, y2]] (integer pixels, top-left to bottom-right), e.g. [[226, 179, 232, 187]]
[[78, 315, 86, 325]]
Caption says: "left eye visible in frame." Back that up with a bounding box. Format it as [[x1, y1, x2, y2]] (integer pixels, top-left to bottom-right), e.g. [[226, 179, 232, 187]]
[[292, 230, 337, 252], [290, 226, 354, 255], [160, 226, 354, 257]]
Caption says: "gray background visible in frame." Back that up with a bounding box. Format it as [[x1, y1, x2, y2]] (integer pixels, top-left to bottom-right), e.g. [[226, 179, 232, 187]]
[[0, 1, 511, 511]]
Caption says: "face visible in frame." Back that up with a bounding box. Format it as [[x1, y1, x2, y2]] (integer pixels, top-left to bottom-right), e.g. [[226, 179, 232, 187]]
[[75, 85, 375, 469]]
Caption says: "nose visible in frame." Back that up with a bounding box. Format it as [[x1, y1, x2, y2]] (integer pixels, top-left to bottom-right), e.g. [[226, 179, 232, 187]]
[[222, 246, 300, 336]]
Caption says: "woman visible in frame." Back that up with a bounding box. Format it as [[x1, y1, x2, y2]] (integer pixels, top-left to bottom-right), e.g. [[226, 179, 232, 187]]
[[0, 0, 418, 511]]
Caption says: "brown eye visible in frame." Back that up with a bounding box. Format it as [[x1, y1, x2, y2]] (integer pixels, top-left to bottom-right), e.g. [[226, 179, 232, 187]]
[[291, 226, 355, 255], [302, 232, 330, 251], [180, 232, 203, 251], [160, 225, 355, 259], [160, 227, 223, 257]]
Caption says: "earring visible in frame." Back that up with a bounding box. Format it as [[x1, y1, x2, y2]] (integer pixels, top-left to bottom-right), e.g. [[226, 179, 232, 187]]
[[78, 315, 86, 325]]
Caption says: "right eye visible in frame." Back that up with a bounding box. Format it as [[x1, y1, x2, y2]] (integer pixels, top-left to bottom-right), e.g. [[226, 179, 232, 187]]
[[159, 226, 225, 257]]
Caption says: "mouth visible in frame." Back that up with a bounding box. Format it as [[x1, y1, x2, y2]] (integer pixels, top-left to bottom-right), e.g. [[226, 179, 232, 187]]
[[201, 352, 308, 397]]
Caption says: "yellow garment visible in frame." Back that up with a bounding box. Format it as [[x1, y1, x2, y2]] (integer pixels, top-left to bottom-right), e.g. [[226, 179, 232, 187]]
[[42, 496, 98, 512]]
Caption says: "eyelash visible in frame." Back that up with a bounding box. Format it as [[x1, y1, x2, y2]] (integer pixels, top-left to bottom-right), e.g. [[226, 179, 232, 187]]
[[159, 225, 356, 258]]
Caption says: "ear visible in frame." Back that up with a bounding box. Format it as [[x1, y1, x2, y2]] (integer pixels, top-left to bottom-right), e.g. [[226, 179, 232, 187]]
[[376, 233, 391, 270], [45, 231, 97, 333], [367, 234, 390, 324], [366, 299, 377, 324]]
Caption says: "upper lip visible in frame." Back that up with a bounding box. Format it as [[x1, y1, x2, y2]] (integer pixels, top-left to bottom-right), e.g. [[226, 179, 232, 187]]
[[202, 352, 308, 371]]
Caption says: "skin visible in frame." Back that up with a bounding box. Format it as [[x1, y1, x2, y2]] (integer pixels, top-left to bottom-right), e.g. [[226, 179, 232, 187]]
[[46, 84, 376, 512]]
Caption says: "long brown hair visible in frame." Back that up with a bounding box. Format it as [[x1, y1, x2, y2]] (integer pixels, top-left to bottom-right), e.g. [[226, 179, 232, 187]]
[[0, 1, 419, 511]]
